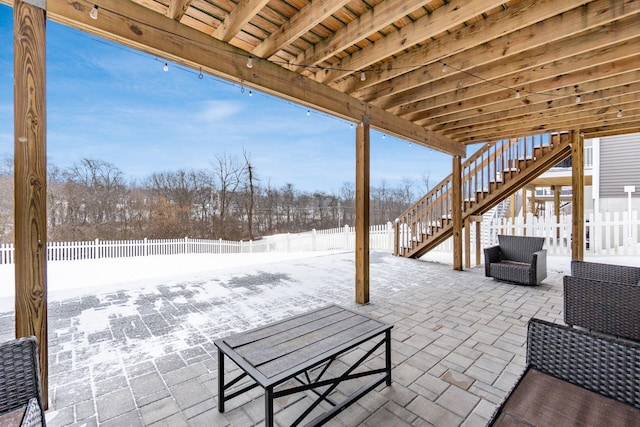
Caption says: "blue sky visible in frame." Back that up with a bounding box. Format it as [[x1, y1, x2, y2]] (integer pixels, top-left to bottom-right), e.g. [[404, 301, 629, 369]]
[[0, 4, 454, 193]]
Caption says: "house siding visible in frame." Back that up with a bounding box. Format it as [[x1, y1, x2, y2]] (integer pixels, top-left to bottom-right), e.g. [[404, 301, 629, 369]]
[[599, 134, 640, 199]]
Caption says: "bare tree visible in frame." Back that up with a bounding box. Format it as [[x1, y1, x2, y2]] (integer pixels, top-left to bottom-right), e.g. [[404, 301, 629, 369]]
[[421, 171, 431, 194], [242, 150, 257, 240], [17, 149, 430, 243], [212, 153, 247, 239], [339, 182, 355, 226]]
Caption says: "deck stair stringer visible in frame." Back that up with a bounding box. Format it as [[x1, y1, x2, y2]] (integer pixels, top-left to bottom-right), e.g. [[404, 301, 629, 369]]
[[394, 133, 572, 259]]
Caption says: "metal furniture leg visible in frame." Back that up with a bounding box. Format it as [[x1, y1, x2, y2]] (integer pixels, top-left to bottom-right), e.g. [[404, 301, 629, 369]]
[[218, 347, 225, 413], [265, 386, 274, 427], [385, 330, 392, 386]]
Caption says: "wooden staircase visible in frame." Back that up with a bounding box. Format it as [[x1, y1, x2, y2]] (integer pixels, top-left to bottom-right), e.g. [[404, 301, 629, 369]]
[[394, 132, 572, 259]]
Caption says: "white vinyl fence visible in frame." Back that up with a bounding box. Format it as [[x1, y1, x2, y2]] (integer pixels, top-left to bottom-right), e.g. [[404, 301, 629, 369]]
[[2, 213, 636, 265], [430, 211, 640, 257], [0, 223, 395, 265]]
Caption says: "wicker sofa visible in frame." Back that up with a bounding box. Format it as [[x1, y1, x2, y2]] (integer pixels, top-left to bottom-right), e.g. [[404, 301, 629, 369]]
[[484, 235, 547, 285], [0, 337, 46, 426], [489, 318, 640, 426], [564, 260, 640, 341]]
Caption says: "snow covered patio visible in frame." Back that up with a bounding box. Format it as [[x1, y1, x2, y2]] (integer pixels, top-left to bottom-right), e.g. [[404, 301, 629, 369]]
[[0, 250, 567, 426]]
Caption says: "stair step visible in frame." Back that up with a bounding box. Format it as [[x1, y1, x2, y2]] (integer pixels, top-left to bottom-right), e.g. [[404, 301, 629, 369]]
[[396, 133, 569, 259]]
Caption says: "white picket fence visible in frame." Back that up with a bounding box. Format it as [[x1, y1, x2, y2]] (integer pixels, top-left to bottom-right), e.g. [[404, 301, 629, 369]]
[[430, 211, 640, 257], [0, 223, 395, 264], [1, 213, 637, 265]]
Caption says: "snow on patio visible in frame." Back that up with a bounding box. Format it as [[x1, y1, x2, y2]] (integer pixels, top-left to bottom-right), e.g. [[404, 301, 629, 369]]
[[1, 249, 639, 425], [1, 250, 450, 422]]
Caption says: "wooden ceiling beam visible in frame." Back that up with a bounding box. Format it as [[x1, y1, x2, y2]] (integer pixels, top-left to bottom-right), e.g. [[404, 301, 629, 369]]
[[583, 121, 640, 138], [289, 0, 432, 74], [369, 1, 640, 110], [335, 0, 592, 94], [318, 0, 507, 85], [448, 93, 640, 140], [420, 69, 640, 128], [213, 0, 270, 43], [165, 0, 192, 21], [409, 56, 640, 130], [398, 43, 640, 121], [251, 0, 350, 59], [455, 106, 640, 144], [41, 0, 464, 156], [458, 112, 640, 144], [437, 81, 640, 134]]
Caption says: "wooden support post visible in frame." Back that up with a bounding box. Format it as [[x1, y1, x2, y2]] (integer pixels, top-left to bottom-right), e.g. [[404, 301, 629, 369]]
[[14, 0, 48, 408], [553, 185, 561, 239], [510, 193, 516, 222], [452, 155, 463, 270], [529, 187, 537, 216], [475, 218, 481, 266], [355, 122, 370, 304], [571, 131, 584, 261], [464, 217, 471, 268], [521, 187, 527, 235], [464, 215, 483, 268], [393, 220, 399, 256]]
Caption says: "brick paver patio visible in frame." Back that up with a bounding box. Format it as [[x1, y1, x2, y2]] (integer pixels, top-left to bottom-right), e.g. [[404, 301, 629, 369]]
[[0, 251, 564, 426]]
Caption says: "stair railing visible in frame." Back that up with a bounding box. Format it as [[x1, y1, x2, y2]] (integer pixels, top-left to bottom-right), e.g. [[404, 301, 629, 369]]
[[395, 133, 557, 256]]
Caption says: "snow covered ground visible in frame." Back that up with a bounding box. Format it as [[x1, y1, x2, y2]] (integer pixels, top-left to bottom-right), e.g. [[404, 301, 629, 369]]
[[0, 251, 343, 312], [0, 248, 638, 425], [2, 249, 639, 313]]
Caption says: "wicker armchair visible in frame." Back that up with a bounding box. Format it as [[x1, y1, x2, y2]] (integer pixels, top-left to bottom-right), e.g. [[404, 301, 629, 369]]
[[564, 260, 640, 341], [489, 318, 640, 426], [484, 235, 547, 285], [0, 337, 46, 426]]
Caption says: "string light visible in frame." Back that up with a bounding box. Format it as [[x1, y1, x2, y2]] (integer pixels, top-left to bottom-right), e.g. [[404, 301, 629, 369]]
[[163, 63, 168, 72], [78, 6, 625, 120], [89, 5, 99, 19], [437, 61, 624, 114], [306, 110, 311, 116], [249, 90, 253, 97]]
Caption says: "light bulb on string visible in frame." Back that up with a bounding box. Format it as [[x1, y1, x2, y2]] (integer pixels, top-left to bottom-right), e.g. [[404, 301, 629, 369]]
[[163, 63, 169, 72], [89, 5, 99, 19], [249, 90, 253, 97], [246, 57, 253, 69], [576, 94, 581, 104], [442, 63, 447, 73], [306, 110, 311, 117], [515, 90, 521, 99], [360, 71, 366, 82], [617, 110, 623, 118]]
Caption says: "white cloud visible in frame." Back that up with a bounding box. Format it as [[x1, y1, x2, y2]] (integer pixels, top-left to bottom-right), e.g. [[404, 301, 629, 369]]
[[195, 100, 244, 122]]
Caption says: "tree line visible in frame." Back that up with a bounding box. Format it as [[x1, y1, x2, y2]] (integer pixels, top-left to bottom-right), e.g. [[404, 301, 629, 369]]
[[0, 154, 431, 243]]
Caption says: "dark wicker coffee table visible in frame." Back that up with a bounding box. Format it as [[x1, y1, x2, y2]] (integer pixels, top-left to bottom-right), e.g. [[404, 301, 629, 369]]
[[214, 304, 393, 426]]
